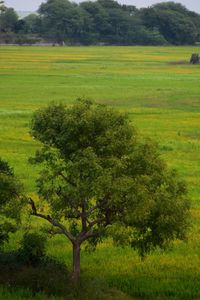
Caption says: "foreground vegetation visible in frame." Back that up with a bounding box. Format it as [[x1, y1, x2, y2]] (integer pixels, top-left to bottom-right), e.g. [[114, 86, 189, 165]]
[[0, 46, 200, 299]]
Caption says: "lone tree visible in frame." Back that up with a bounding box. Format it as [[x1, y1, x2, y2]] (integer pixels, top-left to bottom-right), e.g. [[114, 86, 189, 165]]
[[0, 158, 23, 248], [29, 99, 190, 282]]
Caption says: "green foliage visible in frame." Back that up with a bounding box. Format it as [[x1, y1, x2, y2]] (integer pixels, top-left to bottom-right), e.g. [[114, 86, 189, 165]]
[[30, 99, 190, 259], [36, 0, 200, 45], [19, 232, 47, 265], [15, 14, 41, 36], [1, 0, 200, 45], [38, 0, 83, 44], [0, 6, 18, 33], [0, 157, 13, 175], [108, 142, 190, 257], [0, 158, 23, 248], [0, 222, 16, 248], [140, 2, 199, 45], [0, 158, 23, 219], [190, 53, 200, 64]]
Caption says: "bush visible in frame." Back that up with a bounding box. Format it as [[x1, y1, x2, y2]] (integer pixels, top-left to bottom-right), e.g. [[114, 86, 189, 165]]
[[0, 222, 16, 249], [190, 53, 200, 64], [19, 232, 47, 265]]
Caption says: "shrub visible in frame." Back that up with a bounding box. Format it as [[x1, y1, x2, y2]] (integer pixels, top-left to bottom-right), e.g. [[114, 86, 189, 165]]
[[19, 232, 47, 265], [190, 53, 200, 64]]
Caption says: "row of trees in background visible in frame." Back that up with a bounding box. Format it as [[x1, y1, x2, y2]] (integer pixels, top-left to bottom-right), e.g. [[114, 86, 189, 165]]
[[1, 0, 200, 45]]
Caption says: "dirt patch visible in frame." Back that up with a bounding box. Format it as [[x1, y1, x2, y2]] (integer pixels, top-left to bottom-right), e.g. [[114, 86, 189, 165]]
[[168, 60, 189, 65]]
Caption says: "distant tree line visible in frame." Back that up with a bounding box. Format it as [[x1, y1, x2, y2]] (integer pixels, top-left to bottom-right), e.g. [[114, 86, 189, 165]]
[[1, 0, 200, 45]]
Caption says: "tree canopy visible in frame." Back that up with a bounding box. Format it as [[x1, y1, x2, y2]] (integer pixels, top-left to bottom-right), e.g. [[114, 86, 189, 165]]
[[0, 3, 18, 33], [1, 0, 200, 45], [29, 99, 190, 281], [140, 2, 199, 45]]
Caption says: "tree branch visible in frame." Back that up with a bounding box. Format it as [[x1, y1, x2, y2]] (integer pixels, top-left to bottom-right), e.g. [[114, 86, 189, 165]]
[[29, 198, 75, 244], [81, 201, 87, 232], [86, 193, 111, 217], [58, 171, 76, 188], [81, 231, 100, 242], [47, 226, 64, 236], [87, 218, 105, 230]]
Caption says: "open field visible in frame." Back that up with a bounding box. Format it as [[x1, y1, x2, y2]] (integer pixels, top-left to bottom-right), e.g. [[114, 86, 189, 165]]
[[0, 46, 200, 299]]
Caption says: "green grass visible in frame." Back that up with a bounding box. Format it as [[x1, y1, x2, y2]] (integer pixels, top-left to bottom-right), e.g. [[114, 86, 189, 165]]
[[0, 46, 200, 299], [0, 287, 62, 300]]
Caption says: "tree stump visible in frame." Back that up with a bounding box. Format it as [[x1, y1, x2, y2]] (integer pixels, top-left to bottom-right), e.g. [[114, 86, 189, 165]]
[[190, 53, 199, 64]]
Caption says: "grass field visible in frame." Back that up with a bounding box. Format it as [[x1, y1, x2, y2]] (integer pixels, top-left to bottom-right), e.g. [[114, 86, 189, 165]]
[[0, 46, 200, 299]]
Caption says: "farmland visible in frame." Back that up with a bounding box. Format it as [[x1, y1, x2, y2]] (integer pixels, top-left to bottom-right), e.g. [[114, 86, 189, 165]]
[[0, 46, 200, 299]]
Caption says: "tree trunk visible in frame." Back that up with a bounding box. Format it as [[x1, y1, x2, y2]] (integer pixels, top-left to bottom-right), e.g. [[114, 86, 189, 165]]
[[72, 242, 81, 283]]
